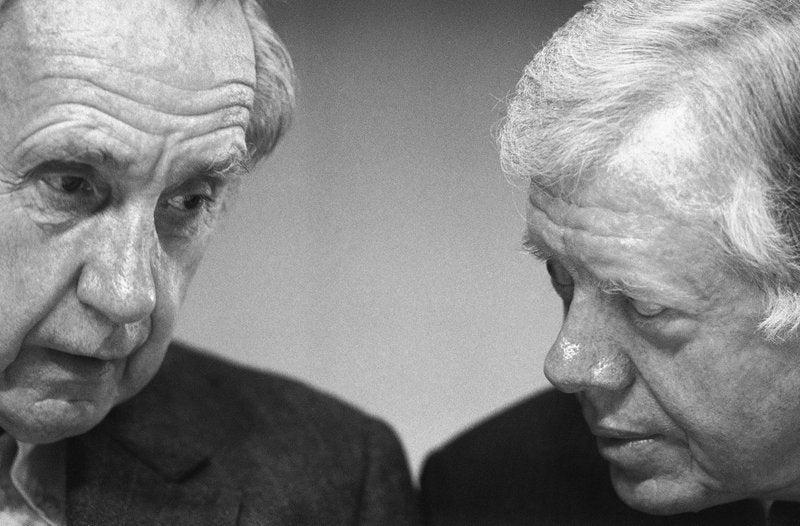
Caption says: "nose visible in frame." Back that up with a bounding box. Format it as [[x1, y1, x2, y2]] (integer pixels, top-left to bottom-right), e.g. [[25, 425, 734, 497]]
[[77, 211, 157, 325], [543, 297, 635, 394]]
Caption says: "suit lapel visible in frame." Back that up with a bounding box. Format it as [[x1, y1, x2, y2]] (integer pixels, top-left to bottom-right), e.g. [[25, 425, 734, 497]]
[[65, 355, 242, 525], [65, 431, 241, 525]]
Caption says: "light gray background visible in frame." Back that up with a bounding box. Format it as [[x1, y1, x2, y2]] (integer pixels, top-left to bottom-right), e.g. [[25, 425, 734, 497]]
[[176, 0, 584, 476]]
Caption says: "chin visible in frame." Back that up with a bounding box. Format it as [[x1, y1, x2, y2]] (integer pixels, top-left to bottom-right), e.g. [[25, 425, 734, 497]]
[[1, 398, 113, 444], [610, 466, 724, 516]]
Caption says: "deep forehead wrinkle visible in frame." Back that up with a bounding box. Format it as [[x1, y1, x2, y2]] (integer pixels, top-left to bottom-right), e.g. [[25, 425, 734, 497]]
[[15, 136, 130, 171], [12, 84, 251, 160], [528, 190, 665, 243], [12, 121, 139, 170], [33, 55, 255, 115], [10, 0, 256, 78], [12, 101, 247, 167], [526, 213, 649, 286]]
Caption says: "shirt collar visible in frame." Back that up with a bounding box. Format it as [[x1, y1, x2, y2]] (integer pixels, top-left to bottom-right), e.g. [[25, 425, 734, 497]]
[[11, 439, 66, 526]]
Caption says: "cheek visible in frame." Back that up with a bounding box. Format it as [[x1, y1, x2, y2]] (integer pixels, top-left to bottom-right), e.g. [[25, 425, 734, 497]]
[[154, 244, 203, 309], [114, 338, 170, 404], [639, 340, 800, 488], [0, 210, 80, 369]]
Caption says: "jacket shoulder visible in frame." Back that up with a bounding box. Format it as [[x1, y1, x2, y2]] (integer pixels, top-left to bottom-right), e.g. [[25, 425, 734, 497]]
[[156, 342, 377, 433], [421, 389, 612, 525], [97, 341, 419, 524]]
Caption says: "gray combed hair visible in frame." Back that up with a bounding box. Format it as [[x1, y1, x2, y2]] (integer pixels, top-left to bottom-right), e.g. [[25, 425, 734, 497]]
[[501, 0, 800, 340], [239, 0, 295, 163]]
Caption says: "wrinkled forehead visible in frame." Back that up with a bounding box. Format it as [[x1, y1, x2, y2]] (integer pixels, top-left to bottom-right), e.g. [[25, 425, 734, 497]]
[[1, 0, 255, 89]]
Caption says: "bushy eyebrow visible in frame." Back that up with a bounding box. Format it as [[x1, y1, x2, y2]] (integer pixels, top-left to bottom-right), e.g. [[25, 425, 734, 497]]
[[189, 149, 250, 181], [16, 133, 251, 182], [19, 140, 129, 172], [524, 227, 654, 298]]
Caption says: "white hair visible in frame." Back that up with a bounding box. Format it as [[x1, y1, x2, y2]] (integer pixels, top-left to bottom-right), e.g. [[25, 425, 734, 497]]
[[239, 0, 295, 163], [502, 0, 800, 340]]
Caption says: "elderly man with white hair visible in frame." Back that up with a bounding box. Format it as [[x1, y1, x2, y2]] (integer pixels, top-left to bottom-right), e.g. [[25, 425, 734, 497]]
[[0, 0, 418, 523], [421, 1, 800, 524]]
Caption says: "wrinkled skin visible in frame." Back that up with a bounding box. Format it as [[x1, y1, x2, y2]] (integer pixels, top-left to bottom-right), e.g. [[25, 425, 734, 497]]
[[529, 111, 800, 514], [0, 0, 255, 443]]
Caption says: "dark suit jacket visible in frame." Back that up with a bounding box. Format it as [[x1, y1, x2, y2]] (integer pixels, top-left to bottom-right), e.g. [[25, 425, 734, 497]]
[[420, 389, 800, 526], [63, 342, 420, 525]]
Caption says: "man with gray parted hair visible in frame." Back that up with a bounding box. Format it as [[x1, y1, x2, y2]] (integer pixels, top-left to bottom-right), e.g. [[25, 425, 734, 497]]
[[421, 1, 800, 524], [0, 0, 418, 523]]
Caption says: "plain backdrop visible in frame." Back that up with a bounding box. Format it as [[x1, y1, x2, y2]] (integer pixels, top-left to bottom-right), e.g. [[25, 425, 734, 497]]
[[176, 0, 585, 477]]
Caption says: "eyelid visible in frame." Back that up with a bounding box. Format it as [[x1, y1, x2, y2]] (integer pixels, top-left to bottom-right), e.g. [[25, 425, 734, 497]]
[[164, 193, 214, 210], [26, 160, 96, 179], [629, 298, 666, 317], [169, 174, 223, 195]]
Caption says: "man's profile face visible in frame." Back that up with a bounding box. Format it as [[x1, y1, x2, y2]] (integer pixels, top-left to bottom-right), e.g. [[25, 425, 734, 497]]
[[0, 0, 255, 443], [528, 109, 800, 513]]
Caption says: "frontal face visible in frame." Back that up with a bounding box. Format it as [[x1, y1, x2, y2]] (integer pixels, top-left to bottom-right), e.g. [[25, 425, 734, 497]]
[[528, 118, 800, 513], [0, 0, 255, 443]]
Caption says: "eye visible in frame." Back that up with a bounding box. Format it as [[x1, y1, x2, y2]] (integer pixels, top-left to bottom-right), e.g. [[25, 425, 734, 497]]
[[165, 193, 214, 212], [161, 178, 218, 215], [27, 162, 109, 218], [43, 173, 94, 195], [546, 259, 574, 287], [156, 178, 224, 240], [629, 298, 666, 317]]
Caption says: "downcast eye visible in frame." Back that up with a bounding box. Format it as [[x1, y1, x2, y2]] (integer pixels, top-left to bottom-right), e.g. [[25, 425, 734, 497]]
[[630, 299, 666, 317]]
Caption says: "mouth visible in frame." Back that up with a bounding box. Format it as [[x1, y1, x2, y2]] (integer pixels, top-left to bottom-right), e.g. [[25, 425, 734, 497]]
[[41, 347, 116, 377], [1, 346, 119, 396], [22, 321, 148, 364], [26, 335, 140, 362], [593, 426, 660, 449], [591, 426, 667, 471], [12, 345, 117, 385], [592, 427, 656, 441], [595, 435, 659, 451]]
